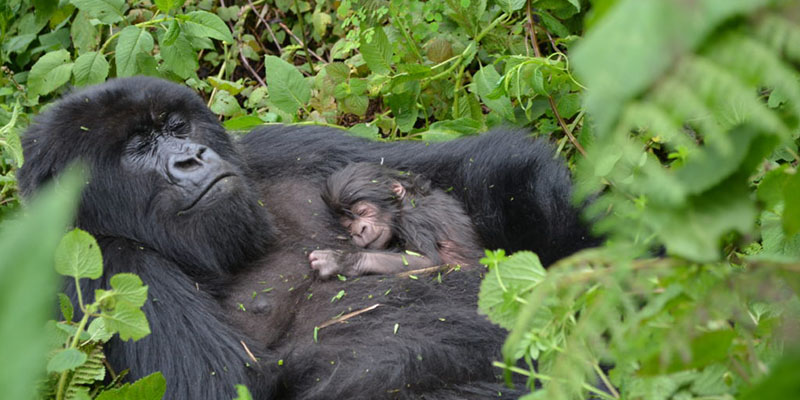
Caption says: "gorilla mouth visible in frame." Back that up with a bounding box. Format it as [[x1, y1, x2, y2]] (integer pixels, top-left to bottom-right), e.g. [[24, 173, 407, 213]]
[[182, 173, 236, 211]]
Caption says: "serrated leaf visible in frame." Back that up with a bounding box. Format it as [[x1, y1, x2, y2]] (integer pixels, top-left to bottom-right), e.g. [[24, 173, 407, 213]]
[[224, 115, 264, 131], [0, 102, 23, 167], [109, 273, 148, 307], [54, 228, 102, 279], [386, 83, 420, 132], [115, 26, 154, 77], [478, 251, 546, 329], [180, 11, 234, 44], [96, 372, 166, 400], [348, 123, 379, 139], [71, 11, 98, 53], [342, 94, 368, 116], [58, 293, 74, 322], [160, 32, 196, 79], [69, 0, 124, 24], [497, 0, 524, 13], [47, 348, 88, 373], [210, 90, 242, 117], [264, 55, 310, 115], [28, 50, 73, 97], [473, 65, 515, 122], [312, 11, 332, 38], [101, 302, 151, 341], [325, 62, 350, 84], [426, 37, 453, 63], [783, 170, 800, 235], [162, 19, 180, 46], [359, 26, 392, 75], [154, 0, 179, 13], [73, 52, 109, 86], [640, 330, 735, 374], [208, 77, 244, 95], [87, 317, 113, 342]]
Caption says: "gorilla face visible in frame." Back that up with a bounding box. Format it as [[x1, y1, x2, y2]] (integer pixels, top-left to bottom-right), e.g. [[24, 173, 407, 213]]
[[19, 77, 273, 277]]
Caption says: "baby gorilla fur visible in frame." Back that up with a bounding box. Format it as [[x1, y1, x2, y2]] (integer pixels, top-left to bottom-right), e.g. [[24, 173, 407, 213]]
[[309, 162, 484, 278]]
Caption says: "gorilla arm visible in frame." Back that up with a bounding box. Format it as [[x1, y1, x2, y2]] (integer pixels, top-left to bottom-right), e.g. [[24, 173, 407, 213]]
[[91, 239, 276, 400]]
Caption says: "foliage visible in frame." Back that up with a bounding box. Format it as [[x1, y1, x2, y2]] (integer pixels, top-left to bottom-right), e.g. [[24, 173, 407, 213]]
[[0, 0, 799, 399], [40, 227, 159, 400]]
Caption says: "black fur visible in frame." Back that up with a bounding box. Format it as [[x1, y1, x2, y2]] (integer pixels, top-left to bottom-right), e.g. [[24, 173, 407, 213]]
[[18, 77, 595, 399]]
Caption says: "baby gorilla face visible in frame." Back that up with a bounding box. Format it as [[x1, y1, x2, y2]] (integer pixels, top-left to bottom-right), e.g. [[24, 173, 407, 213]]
[[341, 201, 393, 249]]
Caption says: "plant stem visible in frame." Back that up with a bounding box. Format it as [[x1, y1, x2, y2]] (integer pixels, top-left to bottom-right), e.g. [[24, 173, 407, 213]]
[[293, 0, 315, 73]]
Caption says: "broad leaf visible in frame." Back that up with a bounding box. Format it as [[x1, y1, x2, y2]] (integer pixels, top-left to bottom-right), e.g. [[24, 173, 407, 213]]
[[359, 26, 392, 75], [115, 26, 154, 77], [96, 372, 166, 400], [28, 50, 73, 97], [180, 11, 234, 43], [73, 51, 109, 86], [54, 228, 103, 280], [47, 348, 87, 373], [264, 55, 310, 115], [69, 0, 124, 24], [101, 302, 151, 341]]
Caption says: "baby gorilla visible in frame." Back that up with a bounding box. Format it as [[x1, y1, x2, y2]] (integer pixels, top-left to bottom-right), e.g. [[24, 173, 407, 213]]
[[309, 162, 484, 278]]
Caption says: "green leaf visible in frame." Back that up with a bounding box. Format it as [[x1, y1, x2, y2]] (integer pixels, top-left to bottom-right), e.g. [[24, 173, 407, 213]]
[[782, 170, 800, 235], [386, 83, 420, 132], [95, 372, 166, 400], [739, 351, 800, 400], [473, 65, 515, 122], [640, 330, 735, 374], [69, 0, 125, 24], [359, 26, 392, 75], [348, 123, 379, 140], [0, 102, 23, 167], [264, 55, 310, 115], [154, 0, 179, 13], [58, 293, 74, 322], [497, 0, 524, 13], [54, 228, 103, 279], [115, 26, 154, 77], [209, 90, 242, 117], [73, 51, 109, 86], [180, 11, 234, 44], [101, 302, 151, 341], [224, 115, 264, 131], [208, 77, 244, 95], [162, 19, 180, 46], [87, 317, 114, 342], [71, 11, 99, 53], [47, 348, 88, 373], [312, 11, 332, 38], [28, 49, 73, 97], [160, 32, 197, 79], [757, 165, 791, 212], [0, 164, 82, 400], [478, 251, 546, 329], [233, 385, 254, 400], [109, 273, 148, 307]]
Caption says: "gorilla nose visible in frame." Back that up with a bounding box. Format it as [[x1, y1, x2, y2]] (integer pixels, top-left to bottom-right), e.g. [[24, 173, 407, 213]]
[[167, 144, 224, 186]]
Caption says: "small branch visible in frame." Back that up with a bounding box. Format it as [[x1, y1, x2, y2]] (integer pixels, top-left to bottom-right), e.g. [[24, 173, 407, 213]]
[[240, 340, 259, 363], [248, 0, 283, 53], [395, 264, 454, 278], [593, 362, 620, 399], [277, 21, 326, 63], [525, 0, 587, 158], [318, 303, 381, 329]]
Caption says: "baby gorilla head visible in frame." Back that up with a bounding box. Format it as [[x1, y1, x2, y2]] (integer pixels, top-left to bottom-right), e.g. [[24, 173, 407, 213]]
[[322, 162, 428, 250]]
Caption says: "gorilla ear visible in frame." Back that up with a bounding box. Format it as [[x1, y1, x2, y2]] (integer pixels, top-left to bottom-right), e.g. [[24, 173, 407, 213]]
[[390, 181, 406, 199]]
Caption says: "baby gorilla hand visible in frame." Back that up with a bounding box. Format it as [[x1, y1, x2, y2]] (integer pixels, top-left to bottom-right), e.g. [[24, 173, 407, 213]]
[[309, 249, 343, 279]]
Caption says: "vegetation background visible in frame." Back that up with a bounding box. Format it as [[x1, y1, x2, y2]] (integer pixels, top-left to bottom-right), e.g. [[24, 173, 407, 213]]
[[1, 0, 799, 399]]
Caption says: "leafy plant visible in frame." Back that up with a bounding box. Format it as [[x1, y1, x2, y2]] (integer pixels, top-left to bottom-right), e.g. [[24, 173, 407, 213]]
[[40, 227, 160, 400]]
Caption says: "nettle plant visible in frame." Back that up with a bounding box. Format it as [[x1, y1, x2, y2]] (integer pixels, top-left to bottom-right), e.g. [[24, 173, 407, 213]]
[[42, 228, 160, 400]]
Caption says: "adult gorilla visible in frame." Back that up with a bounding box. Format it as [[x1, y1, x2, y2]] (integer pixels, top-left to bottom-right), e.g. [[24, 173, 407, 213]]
[[19, 77, 594, 399]]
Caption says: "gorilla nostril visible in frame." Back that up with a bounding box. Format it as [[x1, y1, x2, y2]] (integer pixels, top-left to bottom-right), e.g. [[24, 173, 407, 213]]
[[196, 146, 208, 160], [174, 157, 201, 171]]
